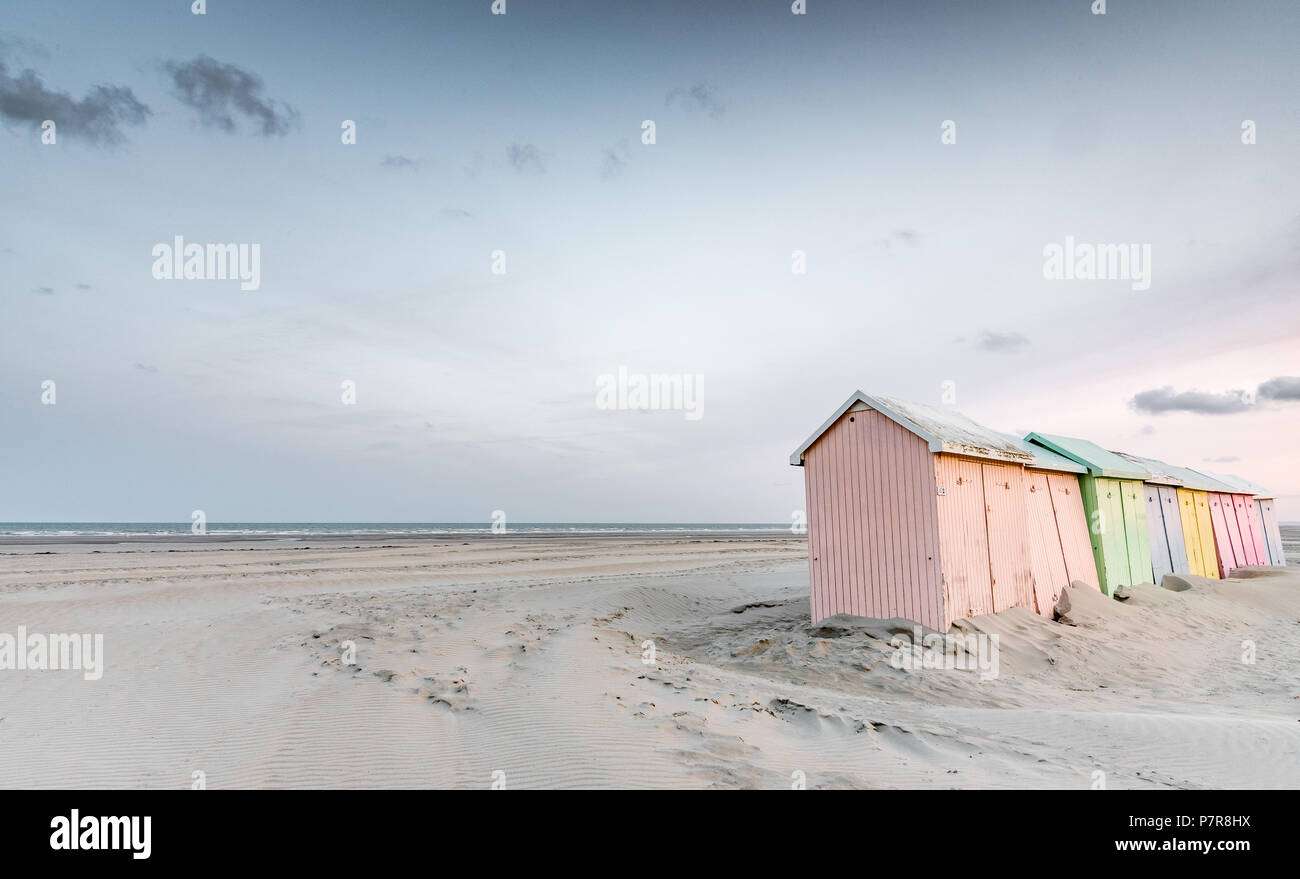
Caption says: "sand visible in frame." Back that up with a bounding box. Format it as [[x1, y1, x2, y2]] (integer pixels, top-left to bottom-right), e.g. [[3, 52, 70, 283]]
[[1, 532, 1297, 789]]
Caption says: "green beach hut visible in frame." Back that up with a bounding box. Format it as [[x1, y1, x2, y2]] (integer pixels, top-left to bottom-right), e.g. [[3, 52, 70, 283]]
[[1024, 433, 1155, 597]]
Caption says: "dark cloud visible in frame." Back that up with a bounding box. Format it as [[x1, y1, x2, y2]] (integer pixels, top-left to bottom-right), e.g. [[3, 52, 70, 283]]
[[0, 56, 150, 145], [380, 154, 418, 171], [75, 282, 91, 290], [134, 363, 159, 373], [1129, 386, 1252, 415], [666, 82, 725, 118], [440, 207, 472, 221], [32, 286, 53, 295], [1257, 376, 1300, 401], [162, 55, 298, 137], [507, 142, 547, 174], [974, 330, 1030, 353]]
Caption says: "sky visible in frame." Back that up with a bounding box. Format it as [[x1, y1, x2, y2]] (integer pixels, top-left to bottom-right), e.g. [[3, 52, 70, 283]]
[[1, 0, 1298, 522]]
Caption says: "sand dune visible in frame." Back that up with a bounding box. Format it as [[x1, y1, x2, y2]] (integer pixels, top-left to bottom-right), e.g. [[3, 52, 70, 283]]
[[0, 535, 1296, 788]]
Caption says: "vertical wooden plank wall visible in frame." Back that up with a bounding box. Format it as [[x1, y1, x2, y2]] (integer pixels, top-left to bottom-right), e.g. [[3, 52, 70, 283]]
[[1233, 495, 1266, 565], [1118, 480, 1154, 587], [802, 409, 944, 628], [1176, 489, 1206, 576], [1208, 492, 1247, 576], [1025, 471, 1069, 615], [1192, 490, 1221, 579], [933, 456, 993, 623], [1157, 485, 1190, 575], [1257, 499, 1286, 566], [1047, 473, 1100, 590], [1144, 487, 1174, 583], [1084, 476, 1127, 596], [981, 462, 1035, 613]]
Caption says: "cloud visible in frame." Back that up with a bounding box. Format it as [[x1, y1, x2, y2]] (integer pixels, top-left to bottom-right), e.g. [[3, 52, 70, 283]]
[[32, 286, 53, 295], [162, 55, 298, 137], [380, 154, 418, 171], [1257, 376, 1300, 401], [974, 330, 1030, 353], [75, 282, 91, 290], [440, 207, 472, 221], [1204, 455, 1240, 463], [0, 33, 49, 61], [1139, 425, 1156, 436], [507, 142, 547, 174], [879, 229, 921, 251], [0, 57, 150, 145], [1129, 386, 1252, 415], [134, 363, 159, 373], [600, 140, 630, 179], [666, 82, 725, 118]]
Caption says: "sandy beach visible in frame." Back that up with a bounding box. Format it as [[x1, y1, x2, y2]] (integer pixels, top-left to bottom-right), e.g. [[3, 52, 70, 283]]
[[1, 530, 1297, 789]]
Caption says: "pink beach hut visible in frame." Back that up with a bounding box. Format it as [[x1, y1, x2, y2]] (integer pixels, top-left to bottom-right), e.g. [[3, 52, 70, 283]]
[[789, 391, 1079, 630], [1194, 470, 1285, 570]]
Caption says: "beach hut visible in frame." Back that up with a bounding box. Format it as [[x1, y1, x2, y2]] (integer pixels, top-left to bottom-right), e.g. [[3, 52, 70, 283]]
[[1112, 452, 1190, 584], [1195, 471, 1285, 569], [1259, 495, 1286, 566], [1209, 474, 1287, 567], [1143, 462, 1222, 579], [1023, 433, 1154, 597], [997, 433, 1100, 611], [789, 392, 1040, 630], [1206, 489, 1255, 575], [1177, 471, 1263, 577]]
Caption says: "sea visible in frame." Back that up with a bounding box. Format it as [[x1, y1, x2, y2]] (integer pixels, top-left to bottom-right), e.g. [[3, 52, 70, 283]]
[[0, 522, 793, 538]]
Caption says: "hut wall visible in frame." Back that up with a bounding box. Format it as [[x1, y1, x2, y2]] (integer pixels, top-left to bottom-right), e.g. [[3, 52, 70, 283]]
[[1048, 473, 1100, 589], [1082, 476, 1126, 596], [1118, 480, 1155, 586], [1190, 489, 1220, 578], [1023, 470, 1099, 615], [1079, 476, 1154, 595], [933, 455, 994, 624], [1233, 494, 1266, 565], [980, 461, 1035, 614], [802, 408, 943, 628], [1025, 471, 1069, 616], [1144, 486, 1175, 583], [1257, 499, 1286, 566], [1208, 492, 1246, 577], [1157, 485, 1190, 575]]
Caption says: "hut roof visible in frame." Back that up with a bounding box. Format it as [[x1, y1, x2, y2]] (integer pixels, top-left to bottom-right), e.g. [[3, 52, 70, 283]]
[[1152, 463, 1237, 493], [1191, 469, 1275, 499], [1111, 452, 1184, 486], [1024, 433, 1150, 479], [995, 432, 1086, 474], [790, 391, 1032, 466]]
